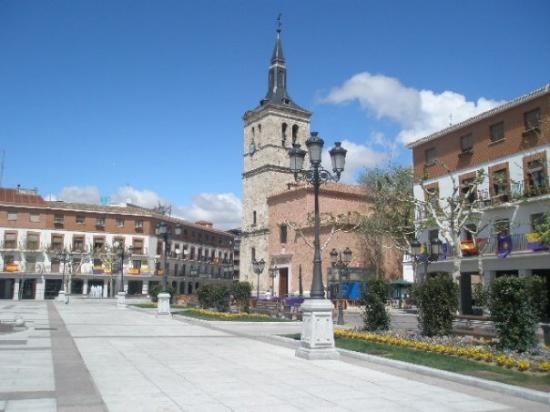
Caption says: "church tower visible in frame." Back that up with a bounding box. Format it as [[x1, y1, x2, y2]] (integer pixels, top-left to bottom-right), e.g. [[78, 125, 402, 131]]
[[240, 27, 311, 291]]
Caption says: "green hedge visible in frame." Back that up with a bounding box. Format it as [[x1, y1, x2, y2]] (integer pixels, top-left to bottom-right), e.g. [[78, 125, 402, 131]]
[[362, 279, 391, 332], [489, 276, 546, 351], [413, 274, 458, 337]]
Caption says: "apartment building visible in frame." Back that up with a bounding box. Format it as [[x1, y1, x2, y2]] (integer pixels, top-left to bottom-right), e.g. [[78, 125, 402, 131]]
[[407, 84, 550, 314], [0, 187, 234, 300]]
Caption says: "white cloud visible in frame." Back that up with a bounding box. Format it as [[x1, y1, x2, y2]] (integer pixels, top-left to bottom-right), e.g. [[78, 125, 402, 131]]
[[323, 72, 504, 144], [174, 193, 242, 230], [110, 186, 167, 208], [57, 186, 101, 204], [322, 139, 390, 184], [54, 185, 242, 230]]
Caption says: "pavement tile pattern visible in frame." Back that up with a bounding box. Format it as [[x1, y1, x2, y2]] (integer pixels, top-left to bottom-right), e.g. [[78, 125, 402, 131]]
[[1, 299, 549, 411]]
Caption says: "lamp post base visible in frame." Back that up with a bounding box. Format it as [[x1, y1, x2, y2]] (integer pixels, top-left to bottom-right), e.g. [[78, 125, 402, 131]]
[[57, 290, 66, 302], [117, 291, 127, 308], [157, 292, 171, 316], [295, 299, 339, 360]]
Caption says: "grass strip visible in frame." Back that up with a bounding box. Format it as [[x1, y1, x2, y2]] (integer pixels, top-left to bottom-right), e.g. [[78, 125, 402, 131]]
[[336, 337, 550, 391]]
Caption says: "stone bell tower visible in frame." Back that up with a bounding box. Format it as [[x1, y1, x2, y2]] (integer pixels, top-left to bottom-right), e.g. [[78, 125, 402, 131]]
[[240, 26, 311, 291]]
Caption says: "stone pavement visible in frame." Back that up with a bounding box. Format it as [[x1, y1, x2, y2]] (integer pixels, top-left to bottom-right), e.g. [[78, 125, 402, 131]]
[[1, 299, 549, 411]]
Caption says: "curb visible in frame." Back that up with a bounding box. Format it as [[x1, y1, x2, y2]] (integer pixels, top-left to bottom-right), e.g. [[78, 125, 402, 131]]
[[274, 336, 550, 405]]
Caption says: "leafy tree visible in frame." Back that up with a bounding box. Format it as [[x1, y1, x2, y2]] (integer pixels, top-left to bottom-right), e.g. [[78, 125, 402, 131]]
[[413, 274, 458, 336], [197, 284, 230, 312], [362, 279, 391, 331], [231, 282, 251, 312], [489, 276, 540, 351], [534, 213, 550, 246]]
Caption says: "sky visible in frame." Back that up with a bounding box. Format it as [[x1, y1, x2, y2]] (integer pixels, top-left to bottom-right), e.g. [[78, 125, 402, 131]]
[[1, 0, 549, 228]]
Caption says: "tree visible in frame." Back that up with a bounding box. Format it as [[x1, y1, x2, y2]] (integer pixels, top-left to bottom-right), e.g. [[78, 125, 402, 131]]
[[362, 279, 391, 331], [359, 165, 416, 255]]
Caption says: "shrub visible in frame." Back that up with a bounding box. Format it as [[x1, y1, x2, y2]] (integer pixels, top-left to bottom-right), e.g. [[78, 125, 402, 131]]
[[525, 275, 549, 321], [197, 284, 230, 312], [149, 284, 176, 303], [362, 279, 390, 331], [231, 282, 252, 312], [489, 276, 540, 351], [413, 274, 458, 336]]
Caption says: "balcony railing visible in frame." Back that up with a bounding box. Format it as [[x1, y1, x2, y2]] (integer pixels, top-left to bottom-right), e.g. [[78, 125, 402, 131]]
[[427, 233, 548, 262]]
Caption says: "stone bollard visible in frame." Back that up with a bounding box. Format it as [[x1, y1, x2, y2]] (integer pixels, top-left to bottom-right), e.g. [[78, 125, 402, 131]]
[[157, 292, 171, 316], [57, 290, 66, 302], [117, 291, 127, 308]]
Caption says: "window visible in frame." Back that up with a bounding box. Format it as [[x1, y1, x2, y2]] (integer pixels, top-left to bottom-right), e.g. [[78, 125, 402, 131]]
[[132, 259, 142, 270], [156, 241, 163, 255], [280, 224, 288, 243], [29, 213, 40, 223], [428, 229, 439, 242], [7, 211, 17, 221], [490, 122, 504, 142], [51, 234, 64, 251], [50, 259, 60, 273], [460, 133, 473, 153], [490, 168, 509, 201], [93, 237, 105, 252], [425, 148, 436, 166], [54, 214, 64, 226], [26, 232, 40, 250], [531, 213, 545, 231], [524, 108, 540, 131], [135, 220, 144, 232], [252, 210, 257, 226], [282, 123, 288, 146], [460, 178, 476, 203], [72, 236, 85, 252], [198, 248, 203, 260], [76, 215, 85, 224], [190, 246, 195, 260], [526, 159, 547, 195], [424, 183, 439, 210], [96, 217, 106, 228], [292, 124, 299, 144], [116, 218, 124, 228], [132, 238, 144, 255], [4, 232, 17, 249], [258, 124, 262, 134], [251, 247, 256, 262], [463, 224, 477, 242]]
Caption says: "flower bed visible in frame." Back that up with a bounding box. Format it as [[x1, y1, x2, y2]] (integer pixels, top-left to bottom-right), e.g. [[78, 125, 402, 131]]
[[178, 308, 278, 322], [335, 329, 550, 373]]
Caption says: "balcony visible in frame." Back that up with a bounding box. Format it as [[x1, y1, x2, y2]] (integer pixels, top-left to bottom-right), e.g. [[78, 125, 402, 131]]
[[128, 268, 140, 275]]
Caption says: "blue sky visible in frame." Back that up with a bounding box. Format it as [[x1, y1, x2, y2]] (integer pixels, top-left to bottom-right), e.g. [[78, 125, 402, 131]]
[[1, 0, 549, 227]]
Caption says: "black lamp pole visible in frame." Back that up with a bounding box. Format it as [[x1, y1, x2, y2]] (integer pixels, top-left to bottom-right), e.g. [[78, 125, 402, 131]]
[[410, 238, 442, 282], [288, 132, 347, 299], [56, 250, 70, 293], [156, 222, 183, 292], [252, 258, 265, 298]]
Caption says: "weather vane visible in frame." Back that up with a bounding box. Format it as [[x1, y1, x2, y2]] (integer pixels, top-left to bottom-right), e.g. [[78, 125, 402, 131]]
[[277, 13, 282, 32]]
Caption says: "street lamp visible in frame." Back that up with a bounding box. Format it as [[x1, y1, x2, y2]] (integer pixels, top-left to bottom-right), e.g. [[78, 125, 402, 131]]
[[252, 258, 265, 299], [330, 247, 352, 325], [155, 221, 183, 315], [269, 264, 278, 297], [113, 240, 133, 308], [290, 131, 347, 360], [410, 237, 442, 282], [56, 249, 71, 303]]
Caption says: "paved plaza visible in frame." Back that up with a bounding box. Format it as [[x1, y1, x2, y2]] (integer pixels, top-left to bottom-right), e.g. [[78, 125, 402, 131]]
[[0, 299, 549, 411]]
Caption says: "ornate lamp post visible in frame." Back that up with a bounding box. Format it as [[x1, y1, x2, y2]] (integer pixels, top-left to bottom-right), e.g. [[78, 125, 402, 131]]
[[252, 258, 265, 299], [56, 249, 71, 303], [113, 241, 133, 308], [155, 221, 183, 315], [269, 264, 278, 297], [410, 238, 442, 282], [330, 247, 352, 325], [289, 131, 347, 360]]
